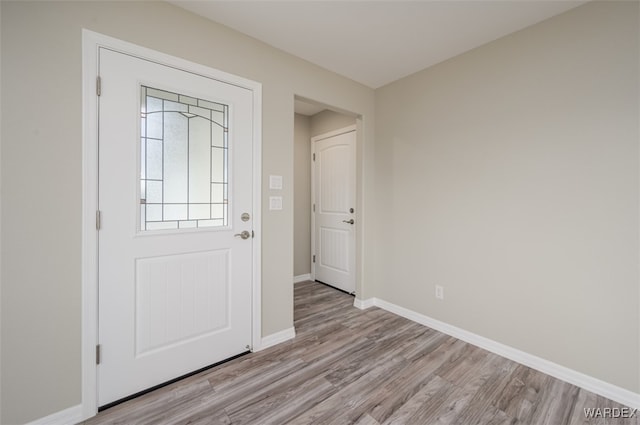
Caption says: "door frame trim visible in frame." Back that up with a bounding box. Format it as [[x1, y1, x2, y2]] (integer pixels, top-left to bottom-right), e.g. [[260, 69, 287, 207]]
[[310, 124, 357, 291], [81, 29, 262, 420]]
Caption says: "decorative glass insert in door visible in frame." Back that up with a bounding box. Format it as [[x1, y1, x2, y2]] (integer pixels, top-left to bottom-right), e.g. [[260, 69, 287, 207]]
[[140, 86, 228, 231]]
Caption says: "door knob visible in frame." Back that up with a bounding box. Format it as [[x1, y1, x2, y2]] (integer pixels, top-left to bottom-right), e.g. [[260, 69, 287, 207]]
[[342, 219, 355, 225], [234, 230, 251, 240]]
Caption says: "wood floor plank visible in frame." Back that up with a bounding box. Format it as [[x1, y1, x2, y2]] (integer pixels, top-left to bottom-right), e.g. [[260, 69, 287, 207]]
[[527, 378, 581, 425], [83, 280, 637, 425], [493, 364, 546, 423], [353, 413, 382, 425], [287, 355, 409, 425], [226, 375, 336, 425], [382, 376, 456, 425], [367, 337, 466, 423], [468, 353, 520, 408]]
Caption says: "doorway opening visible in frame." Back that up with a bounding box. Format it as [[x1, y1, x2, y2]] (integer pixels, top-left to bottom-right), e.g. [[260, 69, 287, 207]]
[[293, 96, 360, 296]]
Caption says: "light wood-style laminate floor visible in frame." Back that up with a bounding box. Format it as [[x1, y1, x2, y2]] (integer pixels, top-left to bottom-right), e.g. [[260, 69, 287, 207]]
[[82, 281, 638, 425]]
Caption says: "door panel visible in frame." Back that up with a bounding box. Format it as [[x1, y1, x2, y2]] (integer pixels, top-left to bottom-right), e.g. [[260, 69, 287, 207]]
[[319, 227, 349, 272], [98, 48, 253, 406], [313, 130, 356, 293], [134, 250, 230, 357]]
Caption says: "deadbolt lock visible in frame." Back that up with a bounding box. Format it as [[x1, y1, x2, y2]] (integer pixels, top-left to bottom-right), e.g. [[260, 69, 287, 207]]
[[241, 213, 250, 222]]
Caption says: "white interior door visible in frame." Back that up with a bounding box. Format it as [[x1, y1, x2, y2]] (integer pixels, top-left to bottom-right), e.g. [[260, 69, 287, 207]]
[[98, 48, 254, 406], [312, 128, 356, 294]]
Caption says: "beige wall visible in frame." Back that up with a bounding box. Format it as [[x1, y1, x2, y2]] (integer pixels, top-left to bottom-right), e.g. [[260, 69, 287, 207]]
[[310, 110, 357, 138], [0, 1, 375, 423], [374, 0, 639, 393], [294, 114, 311, 277]]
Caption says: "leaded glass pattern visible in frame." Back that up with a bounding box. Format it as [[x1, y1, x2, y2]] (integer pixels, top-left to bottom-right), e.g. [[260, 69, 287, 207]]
[[140, 86, 229, 231]]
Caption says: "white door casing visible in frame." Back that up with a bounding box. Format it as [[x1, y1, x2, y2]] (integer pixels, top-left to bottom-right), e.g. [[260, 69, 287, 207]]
[[82, 30, 262, 417], [311, 127, 356, 294]]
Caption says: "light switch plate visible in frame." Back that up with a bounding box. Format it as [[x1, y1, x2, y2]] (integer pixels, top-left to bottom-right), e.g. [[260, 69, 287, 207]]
[[269, 175, 283, 190], [269, 196, 283, 210]]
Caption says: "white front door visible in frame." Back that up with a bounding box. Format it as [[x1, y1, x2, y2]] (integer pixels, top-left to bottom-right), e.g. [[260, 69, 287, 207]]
[[98, 48, 254, 406], [312, 127, 356, 294]]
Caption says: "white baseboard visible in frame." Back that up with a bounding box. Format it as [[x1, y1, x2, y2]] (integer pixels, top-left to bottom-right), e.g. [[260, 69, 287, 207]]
[[26, 404, 83, 425], [353, 297, 375, 310], [256, 327, 296, 351], [368, 297, 640, 410], [294, 274, 312, 284]]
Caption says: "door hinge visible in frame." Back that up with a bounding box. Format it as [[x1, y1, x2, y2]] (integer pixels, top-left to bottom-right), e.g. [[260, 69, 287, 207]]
[[313, 153, 316, 161], [96, 76, 102, 96], [313, 204, 315, 213], [96, 344, 101, 365], [96, 210, 101, 230], [313, 255, 316, 263]]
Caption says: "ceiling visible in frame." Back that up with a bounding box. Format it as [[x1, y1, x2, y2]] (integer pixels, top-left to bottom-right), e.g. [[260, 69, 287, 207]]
[[169, 0, 586, 90]]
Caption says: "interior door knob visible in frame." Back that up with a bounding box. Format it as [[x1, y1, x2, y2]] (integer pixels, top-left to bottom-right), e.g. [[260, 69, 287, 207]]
[[234, 230, 251, 239], [342, 219, 355, 225]]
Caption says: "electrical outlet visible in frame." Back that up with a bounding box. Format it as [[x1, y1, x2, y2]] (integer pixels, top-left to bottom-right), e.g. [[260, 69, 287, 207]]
[[435, 285, 444, 300]]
